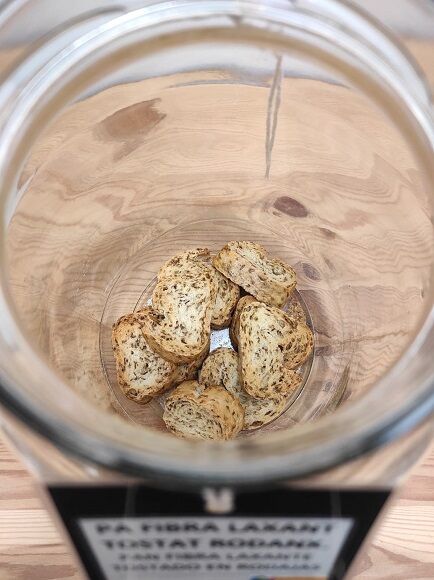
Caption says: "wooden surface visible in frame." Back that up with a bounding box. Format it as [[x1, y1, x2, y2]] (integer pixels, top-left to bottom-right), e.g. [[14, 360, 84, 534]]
[[0, 436, 433, 579]]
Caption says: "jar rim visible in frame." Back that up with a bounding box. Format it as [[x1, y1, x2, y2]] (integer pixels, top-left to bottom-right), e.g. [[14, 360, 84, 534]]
[[0, 0, 433, 485]]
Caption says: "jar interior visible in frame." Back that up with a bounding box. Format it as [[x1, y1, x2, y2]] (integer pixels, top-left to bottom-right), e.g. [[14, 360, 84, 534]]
[[3, 21, 434, 451]]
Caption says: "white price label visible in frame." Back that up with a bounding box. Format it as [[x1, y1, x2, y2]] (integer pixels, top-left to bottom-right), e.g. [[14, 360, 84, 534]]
[[78, 516, 353, 580]]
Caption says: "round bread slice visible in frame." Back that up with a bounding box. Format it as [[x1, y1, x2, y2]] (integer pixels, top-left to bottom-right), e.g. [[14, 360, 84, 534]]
[[112, 310, 178, 403], [141, 271, 216, 363], [229, 295, 256, 350], [238, 301, 299, 398], [213, 241, 296, 307], [158, 248, 240, 329], [284, 322, 314, 369], [163, 380, 244, 440], [199, 348, 301, 430]]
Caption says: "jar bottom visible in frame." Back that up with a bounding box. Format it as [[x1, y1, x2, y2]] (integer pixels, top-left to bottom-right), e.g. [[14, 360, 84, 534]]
[[98, 217, 346, 437]]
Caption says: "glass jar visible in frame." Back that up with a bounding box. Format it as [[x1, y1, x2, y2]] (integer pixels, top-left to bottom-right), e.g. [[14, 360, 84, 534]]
[[0, 0, 432, 491]]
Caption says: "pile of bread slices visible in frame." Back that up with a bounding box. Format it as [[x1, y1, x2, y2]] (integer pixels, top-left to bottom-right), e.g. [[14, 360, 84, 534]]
[[112, 241, 313, 440]]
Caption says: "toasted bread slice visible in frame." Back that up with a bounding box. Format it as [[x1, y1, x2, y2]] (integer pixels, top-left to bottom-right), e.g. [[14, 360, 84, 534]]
[[238, 301, 300, 398], [230, 294, 311, 368], [229, 295, 256, 349], [141, 271, 216, 363], [284, 322, 314, 369], [199, 348, 300, 429], [213, 241, 296, 307], [159, 248, 239, 329], [112, 310, 178, 403], [163, 380, 244, 440]]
